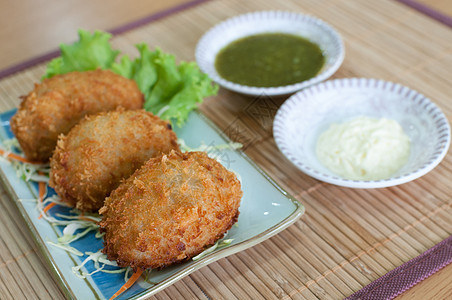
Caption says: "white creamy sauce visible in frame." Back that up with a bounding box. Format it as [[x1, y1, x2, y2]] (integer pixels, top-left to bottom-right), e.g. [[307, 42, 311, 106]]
[[316, 116, 411, 181]]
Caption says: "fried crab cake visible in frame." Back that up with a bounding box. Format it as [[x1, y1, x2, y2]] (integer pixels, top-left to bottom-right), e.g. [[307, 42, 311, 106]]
[[99, 150, 242, 270], [10, 69, 144, 162], [49, 109, 179, 212]]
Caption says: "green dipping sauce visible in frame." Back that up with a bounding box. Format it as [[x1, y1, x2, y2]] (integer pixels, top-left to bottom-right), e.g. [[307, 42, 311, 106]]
[[215, 33, 325, 87]]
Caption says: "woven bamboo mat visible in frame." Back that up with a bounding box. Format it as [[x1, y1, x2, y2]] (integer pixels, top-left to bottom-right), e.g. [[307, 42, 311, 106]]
[[0, 0, 451, 299]]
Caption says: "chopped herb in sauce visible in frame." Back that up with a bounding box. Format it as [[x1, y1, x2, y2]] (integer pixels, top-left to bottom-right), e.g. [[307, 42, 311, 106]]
[[215, 33, 325, 87]]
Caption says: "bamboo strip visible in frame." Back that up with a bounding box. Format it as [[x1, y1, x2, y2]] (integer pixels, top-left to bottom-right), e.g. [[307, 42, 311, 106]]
[[0, 0, 452, 298], [306, 189, 409, 269], [204, 261, 259, 299], [213, 259, 266, 299], [192, 266, 239, 299], [184, 269, 227, 299], [0, 210, 50, 299], [296, 193, 394, 278], [244, 245, 319, 300], [263, 238, 346, 298], [317, 187, 422, 261], [367, 195, 443, 249], [247, 243, 310, 293], [0, 275, 13, 300], [348, 187, 440, 250], [389, 185, 452, 234], [0, 237, 27, 299], [396, 67, 452, 114], [224, 255, 280, 300], [156, 284, 185, 300], [233, 250, 308, 299], [178, 276, 210, 300], [171, 279, 206, 300], [0, 186, 65, 298], [350, 0, 418, 20], [342, 38, 408, 81], [285, 222, 371, 288], [416, 175, 452, 207], [270, 231, 353, 297], [152, 289, 173, 300]]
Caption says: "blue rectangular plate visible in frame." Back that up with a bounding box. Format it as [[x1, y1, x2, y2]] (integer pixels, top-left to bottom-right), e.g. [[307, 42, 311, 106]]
[[0, 109, 304, 299]]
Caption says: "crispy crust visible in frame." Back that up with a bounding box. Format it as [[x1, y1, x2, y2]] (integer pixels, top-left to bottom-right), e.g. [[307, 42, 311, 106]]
[[49, 109, 179, 212], [99, 151, 242, 270], [10, 69, 144, 162]]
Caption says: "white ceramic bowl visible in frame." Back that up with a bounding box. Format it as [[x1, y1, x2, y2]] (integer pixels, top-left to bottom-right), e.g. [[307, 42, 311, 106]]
[[195, 11, 344, 96], [273, 78, 451, 188]]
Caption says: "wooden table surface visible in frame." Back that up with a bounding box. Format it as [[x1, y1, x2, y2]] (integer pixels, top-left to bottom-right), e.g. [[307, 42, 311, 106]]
[[0, 0, 451, 299]]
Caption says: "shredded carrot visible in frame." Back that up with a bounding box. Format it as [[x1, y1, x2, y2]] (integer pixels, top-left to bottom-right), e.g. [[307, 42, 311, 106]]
[[79, 216, 97, 223], [109, 268, 143, 300], [0, 148, 40, 164], [36, 170, 49, 219], [39, 202, 56, 219], [38, 180, 46, 203], [78, 212, 98, 222]]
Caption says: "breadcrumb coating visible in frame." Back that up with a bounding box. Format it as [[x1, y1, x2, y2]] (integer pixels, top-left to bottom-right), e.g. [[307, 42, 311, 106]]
[[99, 151, 242, 270], [10, 69, 144, 162], [49, 109, 179, 212]]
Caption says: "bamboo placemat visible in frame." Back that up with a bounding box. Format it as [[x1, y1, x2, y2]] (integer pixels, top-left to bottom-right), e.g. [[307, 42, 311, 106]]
[[1, 0, 452, 299]]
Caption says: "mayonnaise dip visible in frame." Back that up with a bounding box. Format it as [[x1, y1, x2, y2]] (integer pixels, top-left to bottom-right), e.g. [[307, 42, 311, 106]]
[[316, 116, 411, 181]]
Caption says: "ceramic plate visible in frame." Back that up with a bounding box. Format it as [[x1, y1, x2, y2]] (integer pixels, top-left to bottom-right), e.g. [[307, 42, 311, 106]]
[[195, 10, 344, 96], [273, 78, 451, 188], [0, 109, 304, 299]]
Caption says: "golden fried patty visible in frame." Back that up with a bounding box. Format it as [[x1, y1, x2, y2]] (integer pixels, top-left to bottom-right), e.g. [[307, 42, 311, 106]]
[[99, 150, 242, 270], [10, 69, 144, 162], [49, 109, 179, 212]]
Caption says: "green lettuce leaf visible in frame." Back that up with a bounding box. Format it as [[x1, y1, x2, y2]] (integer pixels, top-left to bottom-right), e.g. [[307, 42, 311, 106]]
[[111, 44, 218, 126], [158, 62, 218, 126], [146, 49, 182, 111], [43, 29, 120, 79], [43, 30, 218, 126]]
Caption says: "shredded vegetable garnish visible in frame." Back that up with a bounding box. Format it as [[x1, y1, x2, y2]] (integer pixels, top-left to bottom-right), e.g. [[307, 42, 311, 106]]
[[59, 226, 97, 244], [192, 238, 234, 261], [66, 249, 129, 279], [38, 179, 47, 201], [37, 179, 50, 219], [39, 193, 126, 280], [2, 138, 20, 151], [13, 162, 50, 182], [37, 196, 100, 229], [42, 215, 100, 244], [178, 138, 243, 170], [46, 246, 128, 278], [178, 138, 242, 153], [2, 135, 239, 294], [109, 268, 144, 300], [43, 195, 72, 207], [18, 198, 40, 203], [0, 149, 37, 164], [179, 138, 243, 184], [72, 250, 109, 279], [1, 138, 51, 180], [0, 147, 41, 165], [0, 138, 45, 166], [47, 241, 84, 256], [143, 269, 157, 285], [39, 202, 56, 219], [156, 105, 170, 117], [55, 212, 101, 222], [123, 267, 132, 282]]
